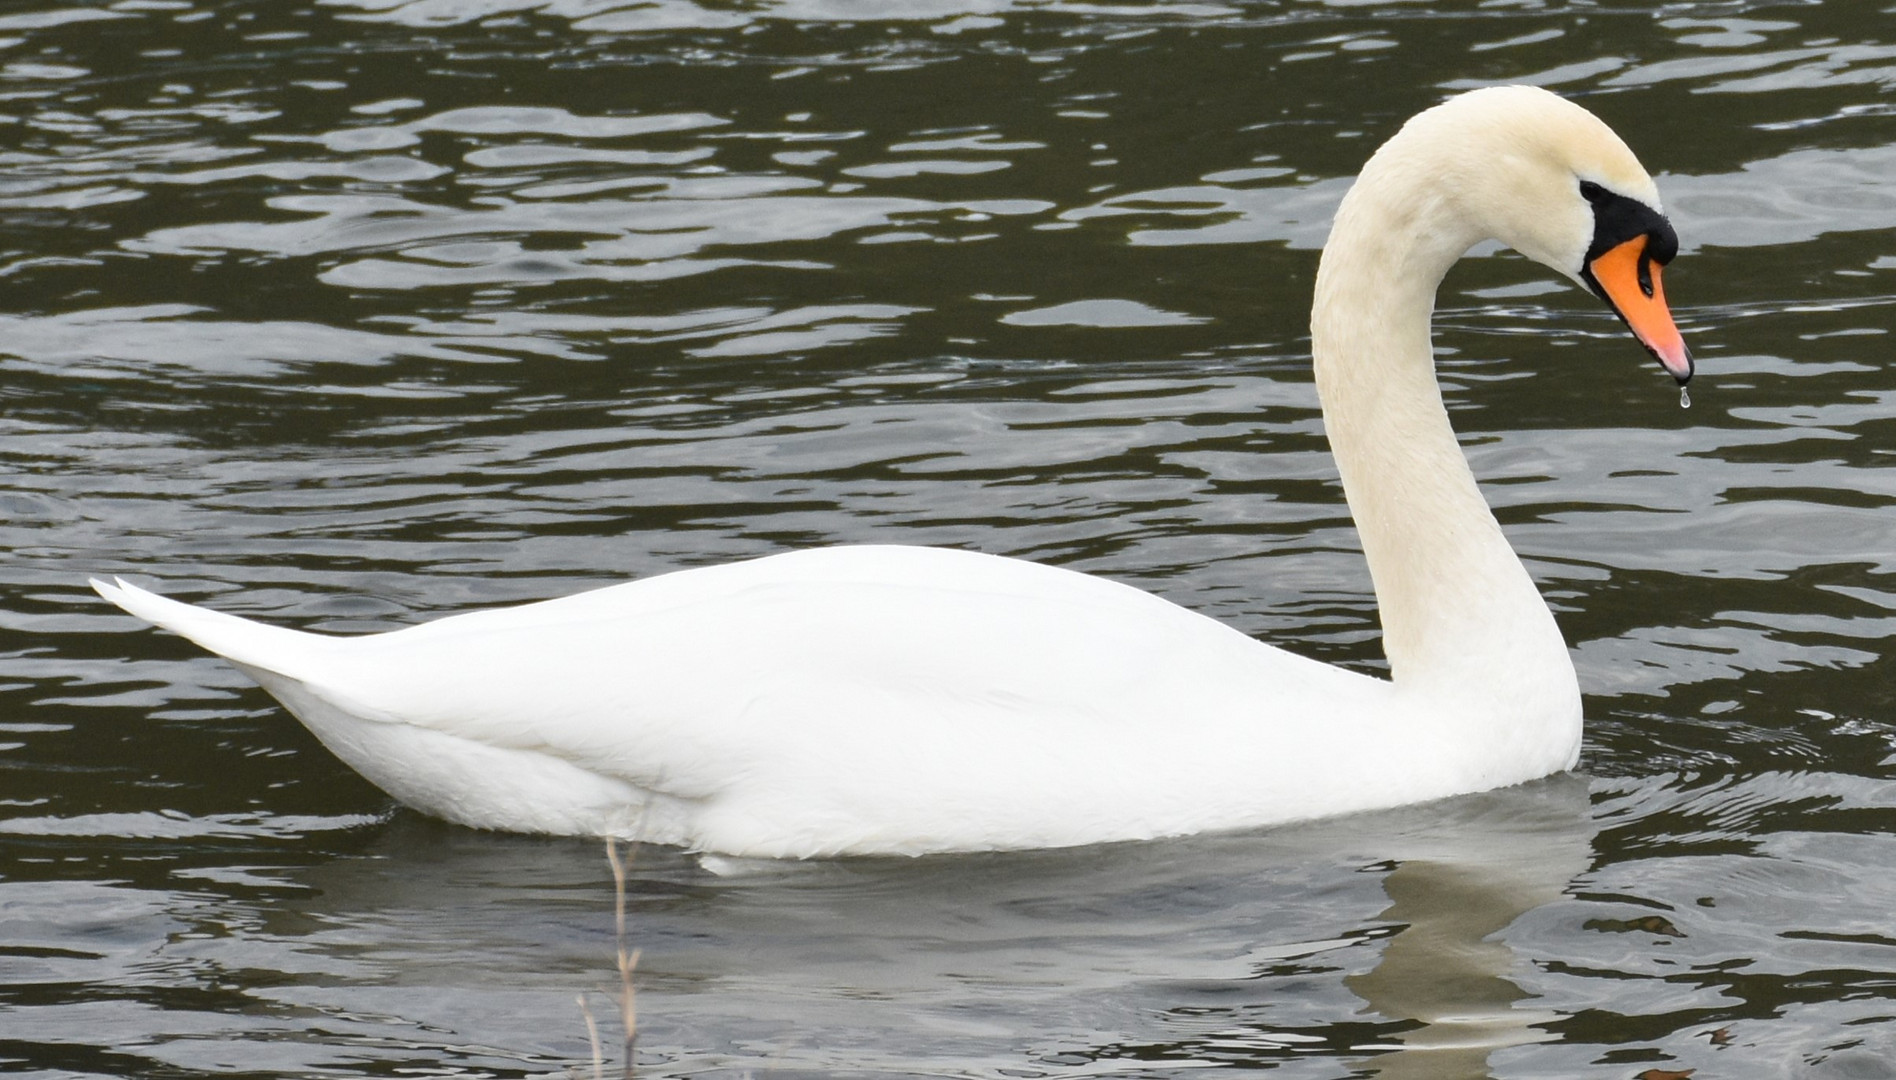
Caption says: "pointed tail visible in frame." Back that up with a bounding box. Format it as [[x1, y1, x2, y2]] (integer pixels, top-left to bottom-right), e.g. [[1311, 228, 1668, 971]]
[[91, 577, 335, 679]]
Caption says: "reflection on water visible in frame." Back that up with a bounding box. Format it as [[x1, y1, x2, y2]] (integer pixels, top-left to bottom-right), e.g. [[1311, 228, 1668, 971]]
[[6, 0, 1896, 1075], [0, 778, 1593, 1077]]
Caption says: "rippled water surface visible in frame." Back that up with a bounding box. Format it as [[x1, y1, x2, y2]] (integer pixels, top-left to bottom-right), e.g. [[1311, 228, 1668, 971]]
[[6, 0, 1896, 1076]]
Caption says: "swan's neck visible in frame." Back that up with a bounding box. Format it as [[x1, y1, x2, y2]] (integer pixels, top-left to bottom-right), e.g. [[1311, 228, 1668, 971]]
[[1311, 166, 1578, 721]]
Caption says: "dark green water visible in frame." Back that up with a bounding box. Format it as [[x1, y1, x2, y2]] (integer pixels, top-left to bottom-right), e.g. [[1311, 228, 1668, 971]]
[[5, 1, 1896, 1076]]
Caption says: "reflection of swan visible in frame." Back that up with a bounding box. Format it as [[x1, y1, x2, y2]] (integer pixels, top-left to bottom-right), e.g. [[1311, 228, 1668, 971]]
[[231, 779, 1595, 1075], [93, 86, 1688, 857], [1343, 776, 1594, 1077]]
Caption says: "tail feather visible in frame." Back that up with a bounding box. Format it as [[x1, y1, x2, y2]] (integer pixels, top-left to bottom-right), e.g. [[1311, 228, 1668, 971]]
[[90, 577, 334, 679]]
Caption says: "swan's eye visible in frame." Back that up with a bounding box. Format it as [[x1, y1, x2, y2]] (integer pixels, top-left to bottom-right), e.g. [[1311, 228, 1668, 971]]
[[1579, 179, 1609, 205]]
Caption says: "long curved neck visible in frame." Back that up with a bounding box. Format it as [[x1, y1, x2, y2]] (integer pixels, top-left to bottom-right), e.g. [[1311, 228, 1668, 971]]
[[1311, 163, 1577, 717]]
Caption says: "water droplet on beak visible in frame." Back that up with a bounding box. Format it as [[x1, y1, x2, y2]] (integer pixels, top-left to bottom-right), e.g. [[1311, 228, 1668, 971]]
[[1679, 385, 1692, 410]]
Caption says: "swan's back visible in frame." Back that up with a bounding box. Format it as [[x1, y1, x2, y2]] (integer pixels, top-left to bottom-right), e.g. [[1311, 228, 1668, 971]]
[[99, 547, 1401, 855]]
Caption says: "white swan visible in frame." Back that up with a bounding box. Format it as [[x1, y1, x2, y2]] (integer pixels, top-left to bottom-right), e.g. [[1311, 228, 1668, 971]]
[[94, 86, 1690, 858]]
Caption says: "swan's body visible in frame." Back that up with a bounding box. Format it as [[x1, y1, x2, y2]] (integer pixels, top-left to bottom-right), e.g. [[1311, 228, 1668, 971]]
[[95, 86, 1689, 857]]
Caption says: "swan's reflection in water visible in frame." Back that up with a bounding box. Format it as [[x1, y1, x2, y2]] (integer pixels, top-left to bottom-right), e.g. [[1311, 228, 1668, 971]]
[[1339, 774, 1593, 1077], [236, 774, 1596, 1075]]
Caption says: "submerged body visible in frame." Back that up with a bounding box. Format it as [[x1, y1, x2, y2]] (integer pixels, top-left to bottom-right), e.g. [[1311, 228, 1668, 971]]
[[96, 86, 1689, 857]]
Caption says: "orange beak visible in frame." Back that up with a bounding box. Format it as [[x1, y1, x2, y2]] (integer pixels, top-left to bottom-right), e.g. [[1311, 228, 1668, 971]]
[[1587, 235, 1691, 383]]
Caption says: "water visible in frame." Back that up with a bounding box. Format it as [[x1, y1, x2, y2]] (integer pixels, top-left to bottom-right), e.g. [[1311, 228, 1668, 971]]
[[4, 0, 1896, 1076]]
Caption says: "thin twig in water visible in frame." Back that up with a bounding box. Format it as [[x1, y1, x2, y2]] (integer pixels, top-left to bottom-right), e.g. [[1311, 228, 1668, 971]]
[[606, 837, 640, 1080], [576, 994, 605, 1080]]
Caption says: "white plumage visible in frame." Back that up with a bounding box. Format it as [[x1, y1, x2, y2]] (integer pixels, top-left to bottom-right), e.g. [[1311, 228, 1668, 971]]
[[96, 86, 1686, 857]]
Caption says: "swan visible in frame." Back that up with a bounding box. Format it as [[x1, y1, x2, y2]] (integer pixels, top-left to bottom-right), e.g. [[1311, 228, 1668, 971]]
[[93, 86, 1690, 858]]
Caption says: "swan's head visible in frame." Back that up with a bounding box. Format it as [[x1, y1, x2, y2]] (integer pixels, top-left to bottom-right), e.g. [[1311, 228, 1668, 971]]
[[1391, 86, 1691, 383]]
